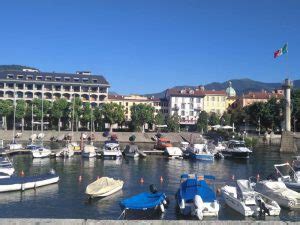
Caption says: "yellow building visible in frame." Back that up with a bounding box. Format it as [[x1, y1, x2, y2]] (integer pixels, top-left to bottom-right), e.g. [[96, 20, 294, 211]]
[[203, 90, 227, 115], [107, 94, 167, 121]]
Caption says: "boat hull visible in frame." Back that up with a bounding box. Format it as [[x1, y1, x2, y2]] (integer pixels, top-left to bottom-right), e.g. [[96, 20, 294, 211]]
[[82, 152, 96, 158], [190, 153, 214, 161], [32, 149, 51, 158], [221, 151, 251, 159], [88, 183, 123, 198]]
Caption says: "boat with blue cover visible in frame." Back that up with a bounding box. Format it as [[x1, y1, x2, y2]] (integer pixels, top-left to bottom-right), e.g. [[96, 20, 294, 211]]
[[0, 170, 59, 192], [176, 174, 219, 220], [120, 185, 168, 214]]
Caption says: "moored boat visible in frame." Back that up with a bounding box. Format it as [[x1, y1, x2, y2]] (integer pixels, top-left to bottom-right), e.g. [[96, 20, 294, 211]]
[[0, 157, 15, 177], [0, 170, 59, 192], [274, 163, 300, 191], [86, 177, 123, 198], [221, 179, 280, 217], [176, 174, 219, 220], [30, 145, 51, 158], [101, 139, 122, 159], [187, 144, 214, 161], [164, 147, 183, 158], [82, 144, 96, 158], [221, 140, 252, 159]]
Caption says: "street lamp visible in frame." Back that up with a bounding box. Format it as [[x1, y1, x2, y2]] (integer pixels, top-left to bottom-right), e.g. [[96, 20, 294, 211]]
[[258, 117, 261, 136]]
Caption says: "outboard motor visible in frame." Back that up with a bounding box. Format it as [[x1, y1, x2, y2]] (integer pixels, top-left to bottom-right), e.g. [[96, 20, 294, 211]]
[[150, 184, 158, 194], [257, 198, 270, 219]]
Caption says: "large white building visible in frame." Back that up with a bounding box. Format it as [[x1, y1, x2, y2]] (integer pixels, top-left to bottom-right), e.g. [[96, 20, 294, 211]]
[[0, 69, 110, 106], [165, 88, 204, 125]]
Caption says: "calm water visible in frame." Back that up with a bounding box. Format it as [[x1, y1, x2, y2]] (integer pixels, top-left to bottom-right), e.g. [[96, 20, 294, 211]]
[[1, 145, 300, 221]]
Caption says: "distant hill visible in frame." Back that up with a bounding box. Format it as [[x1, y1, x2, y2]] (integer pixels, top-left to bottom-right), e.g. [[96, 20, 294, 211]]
[[144, 78, 300, 98], [0, 64, 39, 71]]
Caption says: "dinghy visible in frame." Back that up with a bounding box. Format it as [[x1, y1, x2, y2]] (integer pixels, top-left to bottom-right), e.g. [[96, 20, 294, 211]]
[[274, 163, 300, 191], [254, 180, 300, 209], [0, 170, 59, 192], [120, 185, 168, 214], [176, 174, 219, 220], [221, 179, 280, 217], [86, 177, 123, 198]]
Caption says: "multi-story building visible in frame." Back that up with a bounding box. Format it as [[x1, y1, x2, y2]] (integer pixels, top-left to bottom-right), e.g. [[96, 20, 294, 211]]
[[203, 90, 227, 115], [237, 89, 283, 108], [165, 88, 205, 125], [107, 94, 168, 121], [0, 69, 110, 106]]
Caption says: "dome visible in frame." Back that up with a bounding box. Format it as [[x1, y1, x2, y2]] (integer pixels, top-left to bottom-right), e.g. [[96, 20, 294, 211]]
[[226, 81, 236, 97]]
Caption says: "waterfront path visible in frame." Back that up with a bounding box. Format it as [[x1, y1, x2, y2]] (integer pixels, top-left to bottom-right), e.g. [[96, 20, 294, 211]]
[[0, 219, 296, 225]]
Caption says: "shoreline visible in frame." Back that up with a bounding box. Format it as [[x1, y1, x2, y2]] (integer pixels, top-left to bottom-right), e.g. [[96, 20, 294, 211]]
[[0, 219, 292, 225]]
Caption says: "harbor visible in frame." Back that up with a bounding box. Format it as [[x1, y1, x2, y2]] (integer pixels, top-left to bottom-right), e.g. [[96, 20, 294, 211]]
[[0, 143, 299, 221]]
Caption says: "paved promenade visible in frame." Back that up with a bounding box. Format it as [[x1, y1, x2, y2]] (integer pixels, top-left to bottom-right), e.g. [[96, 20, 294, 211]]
[[0, 219, 297, 225]]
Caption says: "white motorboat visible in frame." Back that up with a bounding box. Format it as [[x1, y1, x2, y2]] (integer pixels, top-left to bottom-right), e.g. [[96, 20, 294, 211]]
[[29, 145, 51, 158], [0, 157, 15, 177], [101, 140, 122, 159], [0, 170, 59, 192], [6, 142, 23, 151], [85, 177, 124, 198], [274, 163, 300, 191], [221, 140, 252, 159], [164, 147, 183, 158], [254, 180, 300, 209], [56, 146, 74, 158], [214, 141, 226, 152], [187, 144, 214, 161], [221, 179, 280, 217], [82, 145, 96, 158]]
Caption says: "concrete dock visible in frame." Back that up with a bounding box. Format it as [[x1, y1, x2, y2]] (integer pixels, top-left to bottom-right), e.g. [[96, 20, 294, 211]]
[[0, 219, 296, 225]]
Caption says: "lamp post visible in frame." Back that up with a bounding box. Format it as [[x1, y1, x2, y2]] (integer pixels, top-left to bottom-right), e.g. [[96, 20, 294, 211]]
[[258, 117, 261, 136]]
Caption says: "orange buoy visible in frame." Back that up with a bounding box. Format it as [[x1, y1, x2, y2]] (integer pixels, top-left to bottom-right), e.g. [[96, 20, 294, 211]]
[[231, 174, 235, 180], [20, 170, 25, 177], [78, 175, 82, 182], [160, 176, 164, 183], [256, 174, 260, 182], [140, 177, 144, 184]]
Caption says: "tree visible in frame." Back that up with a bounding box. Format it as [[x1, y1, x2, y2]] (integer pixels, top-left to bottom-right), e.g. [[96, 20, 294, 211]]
[[32, 98, 52, 130], [131, 104, 155, 132], [72, 97, 82, 132], [208, 112, 219, 126], [15, 100, 26, 132], [292, 89, 300, 131], [220, 112, 231, 126], [196, 111, 208, 133], [101, 102, 125, 132], [81, 102, 92, 130], [154, 112, 165, 126], [93, 107, 103, 131], [0, 100, 13, 130], [166, 113, 180, 132], [51, 98, 69, 132]]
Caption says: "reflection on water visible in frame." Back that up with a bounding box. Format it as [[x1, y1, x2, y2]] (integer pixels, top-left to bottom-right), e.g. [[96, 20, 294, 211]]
[[0, 147, 300, 221]]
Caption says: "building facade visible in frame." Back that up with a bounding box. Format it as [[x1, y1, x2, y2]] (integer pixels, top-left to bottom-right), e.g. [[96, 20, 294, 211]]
[[203, 90, 227, 115], [237, 90, 283, 108], [165, 88, 205, 125], [0, 70, 110, 106], [107, 94, 168, 121]]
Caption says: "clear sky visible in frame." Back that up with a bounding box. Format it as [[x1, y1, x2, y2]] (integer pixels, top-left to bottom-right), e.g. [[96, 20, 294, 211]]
[[0, 0, 299, 94]]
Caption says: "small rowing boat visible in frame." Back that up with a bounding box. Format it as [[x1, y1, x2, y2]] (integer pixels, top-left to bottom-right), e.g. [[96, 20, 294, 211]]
[[86, 177, 123, 198]]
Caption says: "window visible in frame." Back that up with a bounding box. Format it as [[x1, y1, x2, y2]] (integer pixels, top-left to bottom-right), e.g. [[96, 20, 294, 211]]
[[212, 96, 215, 101], [93, 79, 98, 83], [82, 78, 89, 82], [190, 104, 193, 109], [189, 111, 193, 116], [17, 75, 23, 79], [190, 97, 193, 102], [26, 75, 33, 80], [74, 78, 79, 82], [45, 76, 52, 81], [181, 111, 185, 116], [181, 103, 185, 109], [7, 74, 14, 79], [196, 98, 200, 103], [55, 77, 61, 81], [174, 97, 178, 103], [36, 76, 42, 81], [126, 102, 128, 106], [64, 77, 70, 82]]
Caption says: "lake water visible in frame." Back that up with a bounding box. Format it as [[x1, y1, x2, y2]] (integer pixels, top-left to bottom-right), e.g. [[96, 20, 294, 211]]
[[1, 145, 300, 221]]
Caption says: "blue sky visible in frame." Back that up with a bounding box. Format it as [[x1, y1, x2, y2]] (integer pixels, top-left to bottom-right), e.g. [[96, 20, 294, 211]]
[[0, 0, 299, 94]]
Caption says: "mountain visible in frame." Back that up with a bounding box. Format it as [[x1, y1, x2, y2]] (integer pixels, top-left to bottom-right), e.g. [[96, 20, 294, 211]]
[[0, 64, 39, 71], [144, 78, 300, 98]]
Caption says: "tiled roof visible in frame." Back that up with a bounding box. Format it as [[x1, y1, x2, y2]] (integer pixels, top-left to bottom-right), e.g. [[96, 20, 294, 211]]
[[0, 70, 109, 85], [108, 95, 160, 102]]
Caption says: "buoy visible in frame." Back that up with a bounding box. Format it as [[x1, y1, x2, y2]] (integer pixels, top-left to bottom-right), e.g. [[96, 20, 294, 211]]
[[231, 174, 235, 180], [20, 170, 25, 177], [140, 177, 144, 184], [256, 174, 260, 182], [160, 176, 164, 183], [78, 175, 82, 182]]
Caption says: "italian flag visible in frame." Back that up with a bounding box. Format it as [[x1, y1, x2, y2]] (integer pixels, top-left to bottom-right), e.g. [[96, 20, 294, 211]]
[[274, 43, 288, 58]]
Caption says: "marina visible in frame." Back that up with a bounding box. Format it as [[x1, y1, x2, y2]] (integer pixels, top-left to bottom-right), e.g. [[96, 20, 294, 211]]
[[0, 143, 299, 221]]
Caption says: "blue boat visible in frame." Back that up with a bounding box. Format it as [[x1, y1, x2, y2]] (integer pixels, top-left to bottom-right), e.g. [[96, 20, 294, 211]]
[[120, 185, 168, 214], [187, 144, 214, 161], [176, 174, 219, 220]]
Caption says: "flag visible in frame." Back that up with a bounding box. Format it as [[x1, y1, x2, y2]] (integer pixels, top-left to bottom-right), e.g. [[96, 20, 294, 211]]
[[274, 43, 288, 58]]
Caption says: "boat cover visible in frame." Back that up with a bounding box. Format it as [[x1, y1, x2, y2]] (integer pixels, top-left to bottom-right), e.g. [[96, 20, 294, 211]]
[[180, 179, 216, 203], [120, 192, 166, 210], [0, 173, 58, 185], [86, 177, 123, 195]]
